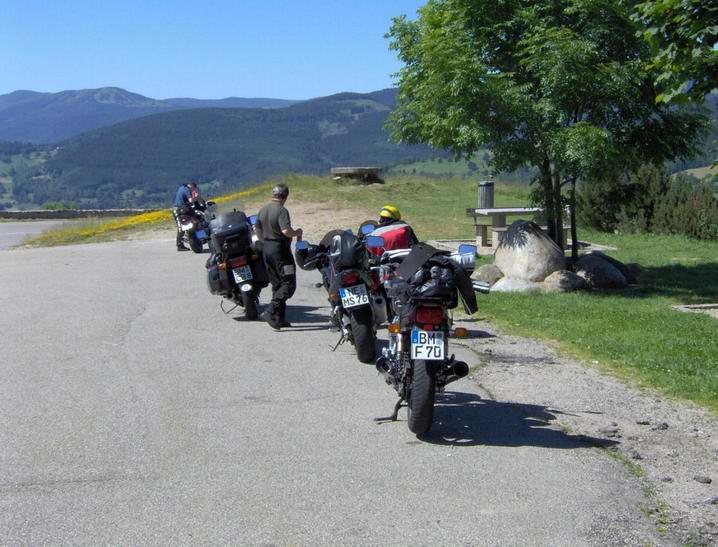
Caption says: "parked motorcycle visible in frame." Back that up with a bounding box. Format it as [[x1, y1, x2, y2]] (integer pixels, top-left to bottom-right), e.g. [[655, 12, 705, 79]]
[[205, 210, 268, 320], [177, 198, 216, 253], [373, 241, 481, 437], [295, 230, 387, 363]]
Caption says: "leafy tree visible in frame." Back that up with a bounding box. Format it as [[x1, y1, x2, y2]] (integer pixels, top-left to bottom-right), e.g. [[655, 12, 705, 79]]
[[387, 0, 708, 257], [634, 0, 718, 103]]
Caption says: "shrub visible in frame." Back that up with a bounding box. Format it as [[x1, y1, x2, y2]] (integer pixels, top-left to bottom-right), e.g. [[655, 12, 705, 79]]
[[579, 164, 718, 240]]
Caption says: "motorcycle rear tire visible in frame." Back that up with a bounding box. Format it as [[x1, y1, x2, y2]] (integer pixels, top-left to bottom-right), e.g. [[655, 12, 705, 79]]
[[350, 306, 376, 363], [407, 359, 436, 437], [241, 290, 258, 320], [188, 232, 203, 253]]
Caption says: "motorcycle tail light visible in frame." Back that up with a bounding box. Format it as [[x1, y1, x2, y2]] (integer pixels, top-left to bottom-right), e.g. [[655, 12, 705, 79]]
[[228, 256, 248, 268], [343, 271, 361, 285], [415, 306, 444, 325]]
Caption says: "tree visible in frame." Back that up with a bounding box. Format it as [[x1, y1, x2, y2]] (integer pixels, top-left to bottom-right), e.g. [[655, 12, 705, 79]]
[[634, 0, 718, 103], [387, 0, 708, 257]]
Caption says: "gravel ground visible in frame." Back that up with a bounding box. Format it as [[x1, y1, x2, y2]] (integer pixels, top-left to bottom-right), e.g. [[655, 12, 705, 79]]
[[454, 318, 718, 545]]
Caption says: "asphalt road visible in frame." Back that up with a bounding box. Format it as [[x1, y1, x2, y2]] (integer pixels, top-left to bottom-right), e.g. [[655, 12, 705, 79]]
[[0, 220, 71, 250], [0, 238, 660, 545]]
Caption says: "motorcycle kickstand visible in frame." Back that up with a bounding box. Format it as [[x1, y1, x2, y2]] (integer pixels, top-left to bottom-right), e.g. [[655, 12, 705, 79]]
[[329, 333, 347, 352], [374, 397, 405, 423]]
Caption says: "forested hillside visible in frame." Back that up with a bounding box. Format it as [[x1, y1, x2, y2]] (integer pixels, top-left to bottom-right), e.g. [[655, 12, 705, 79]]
[[9, 89, 439, 208]]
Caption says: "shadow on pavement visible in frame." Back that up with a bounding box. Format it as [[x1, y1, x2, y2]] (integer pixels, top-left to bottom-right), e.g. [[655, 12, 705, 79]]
[[414, 391, 616, 449]]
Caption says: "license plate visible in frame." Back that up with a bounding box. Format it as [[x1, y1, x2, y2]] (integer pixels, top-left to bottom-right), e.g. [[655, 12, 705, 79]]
[[411, 329, 445, 360], [196, 229, 207, 240], [232, 265, 253, 283], [339, 284, 369, 309]]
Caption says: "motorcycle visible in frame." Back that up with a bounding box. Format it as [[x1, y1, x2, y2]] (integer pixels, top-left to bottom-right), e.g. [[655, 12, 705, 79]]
[[372, 241, 482, 437], [295, 230, 387, 363], [177, 198, 216, 253], [205, 210, 269, 320]]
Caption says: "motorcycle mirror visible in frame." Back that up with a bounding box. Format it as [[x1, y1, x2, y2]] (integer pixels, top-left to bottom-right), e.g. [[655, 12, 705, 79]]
[[365, 235, 385, 248], [206, 201, 216, 207], [248, 215, 257, 226], [359, 223, 375, 235], [458, 244, 477, 256], [295, 241, 309, 250]]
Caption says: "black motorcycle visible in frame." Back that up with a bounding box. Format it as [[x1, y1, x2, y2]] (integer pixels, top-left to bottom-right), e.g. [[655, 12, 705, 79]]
[[296, 230, 387, 363], [374, 242, 481, 437], [206, 210, 269, 320], [177, 198, 216, 253]]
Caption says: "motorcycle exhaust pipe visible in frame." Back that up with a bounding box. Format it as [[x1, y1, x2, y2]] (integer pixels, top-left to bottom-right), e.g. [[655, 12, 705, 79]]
[[473, 281, 491, 294], [443, 360, 469, 385], [375, 357, 396, 385]]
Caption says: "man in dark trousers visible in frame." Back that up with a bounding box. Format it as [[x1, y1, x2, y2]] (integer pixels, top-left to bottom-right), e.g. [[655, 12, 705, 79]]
[[173, 181, 198, 251], [255, 184, 303, 330]]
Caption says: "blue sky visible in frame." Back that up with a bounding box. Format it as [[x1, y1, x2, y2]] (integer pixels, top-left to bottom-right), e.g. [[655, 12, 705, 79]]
[[1, 0, 424, 99]]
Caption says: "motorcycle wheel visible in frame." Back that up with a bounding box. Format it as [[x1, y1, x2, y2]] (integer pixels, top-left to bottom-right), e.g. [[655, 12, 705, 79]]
[[350, 306, 376, 363], [241, 290, 258, 320], [188, 232, 203, 253], [407, 359, 436, 437]]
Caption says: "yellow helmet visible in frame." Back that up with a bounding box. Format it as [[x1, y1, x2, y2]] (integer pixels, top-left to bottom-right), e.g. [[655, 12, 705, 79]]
[[379, 205, 401, 221]]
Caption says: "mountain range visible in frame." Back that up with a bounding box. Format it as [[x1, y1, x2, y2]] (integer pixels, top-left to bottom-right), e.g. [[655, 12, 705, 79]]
[[4, 88, 438, 208], [0, 87, 299, 143]]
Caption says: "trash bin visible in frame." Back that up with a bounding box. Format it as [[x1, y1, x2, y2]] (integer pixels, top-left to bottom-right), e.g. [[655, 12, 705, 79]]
[[478, 181, 494, 209]]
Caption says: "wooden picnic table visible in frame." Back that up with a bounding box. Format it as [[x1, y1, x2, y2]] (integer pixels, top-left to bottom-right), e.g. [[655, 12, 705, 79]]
[[466, 206, 568, 248]]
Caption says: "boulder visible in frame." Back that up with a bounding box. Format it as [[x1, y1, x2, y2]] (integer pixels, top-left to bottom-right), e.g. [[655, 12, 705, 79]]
[[494, 221, 565, 282], [472, 263, 503, 285], [543, 270, 587, 292], [590, 252, 639, 284], [491, 277, 543, 293], [575, 254, 628, 289]]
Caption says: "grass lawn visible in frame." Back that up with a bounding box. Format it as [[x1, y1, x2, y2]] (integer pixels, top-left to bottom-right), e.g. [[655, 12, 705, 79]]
[[27, 174, 718, 411]]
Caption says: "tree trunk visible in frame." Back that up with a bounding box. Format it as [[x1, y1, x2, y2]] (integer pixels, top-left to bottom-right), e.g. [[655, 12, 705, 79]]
[[570, 178, 578, 262], [540, 160, 556, 242], [552, 170, 564, 252]]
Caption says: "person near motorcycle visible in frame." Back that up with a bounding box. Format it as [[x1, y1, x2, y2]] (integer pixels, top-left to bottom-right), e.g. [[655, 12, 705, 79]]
[[369, 205, 418, 252], [173, 181, 198, 251], [255, 184, 303, 330]]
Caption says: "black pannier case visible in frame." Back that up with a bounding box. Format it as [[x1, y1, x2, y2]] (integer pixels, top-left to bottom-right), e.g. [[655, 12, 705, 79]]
[[210, 212, 252, 254]]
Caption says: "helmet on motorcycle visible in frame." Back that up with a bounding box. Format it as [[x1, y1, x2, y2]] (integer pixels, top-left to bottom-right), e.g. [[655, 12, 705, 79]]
[[379, 205, 401, 222]]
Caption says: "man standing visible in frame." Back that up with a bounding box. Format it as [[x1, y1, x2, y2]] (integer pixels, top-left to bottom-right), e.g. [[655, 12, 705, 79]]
[[255, 184, 302, 330], [173, 181, 198, 251]]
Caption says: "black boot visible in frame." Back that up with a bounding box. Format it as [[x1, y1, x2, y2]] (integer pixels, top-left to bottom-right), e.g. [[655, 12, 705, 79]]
[[260, 310, 281, 331]]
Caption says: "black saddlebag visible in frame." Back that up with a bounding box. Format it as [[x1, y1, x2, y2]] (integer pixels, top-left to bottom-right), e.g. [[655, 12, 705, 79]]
[[206, 265, 233, 297]]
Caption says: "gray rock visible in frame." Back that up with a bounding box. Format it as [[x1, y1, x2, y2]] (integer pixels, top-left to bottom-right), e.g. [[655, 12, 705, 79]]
[[592, 252, 639, 284], [543, 270, 587, 292], [694, 475, 713, 484], [575, 253, 628, 289], [651, 422, 670, 431], [494, 221, 565, 282], [636, 418, 651, 425], [709, 496, 718, 505], [472, 263, 503, 285], [660, 477, 674, 483], [490, 277, 543, 293], [629, 449, 643, 460]]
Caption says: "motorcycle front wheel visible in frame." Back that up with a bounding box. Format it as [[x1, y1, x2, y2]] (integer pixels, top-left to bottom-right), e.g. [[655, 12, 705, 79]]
[[349, 306, 376, 363], [407, 359, 436, 437]]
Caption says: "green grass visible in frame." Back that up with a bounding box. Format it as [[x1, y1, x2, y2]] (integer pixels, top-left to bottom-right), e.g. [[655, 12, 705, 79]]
[[229, 173, 530, 240], [475, 229, 718, 411]]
